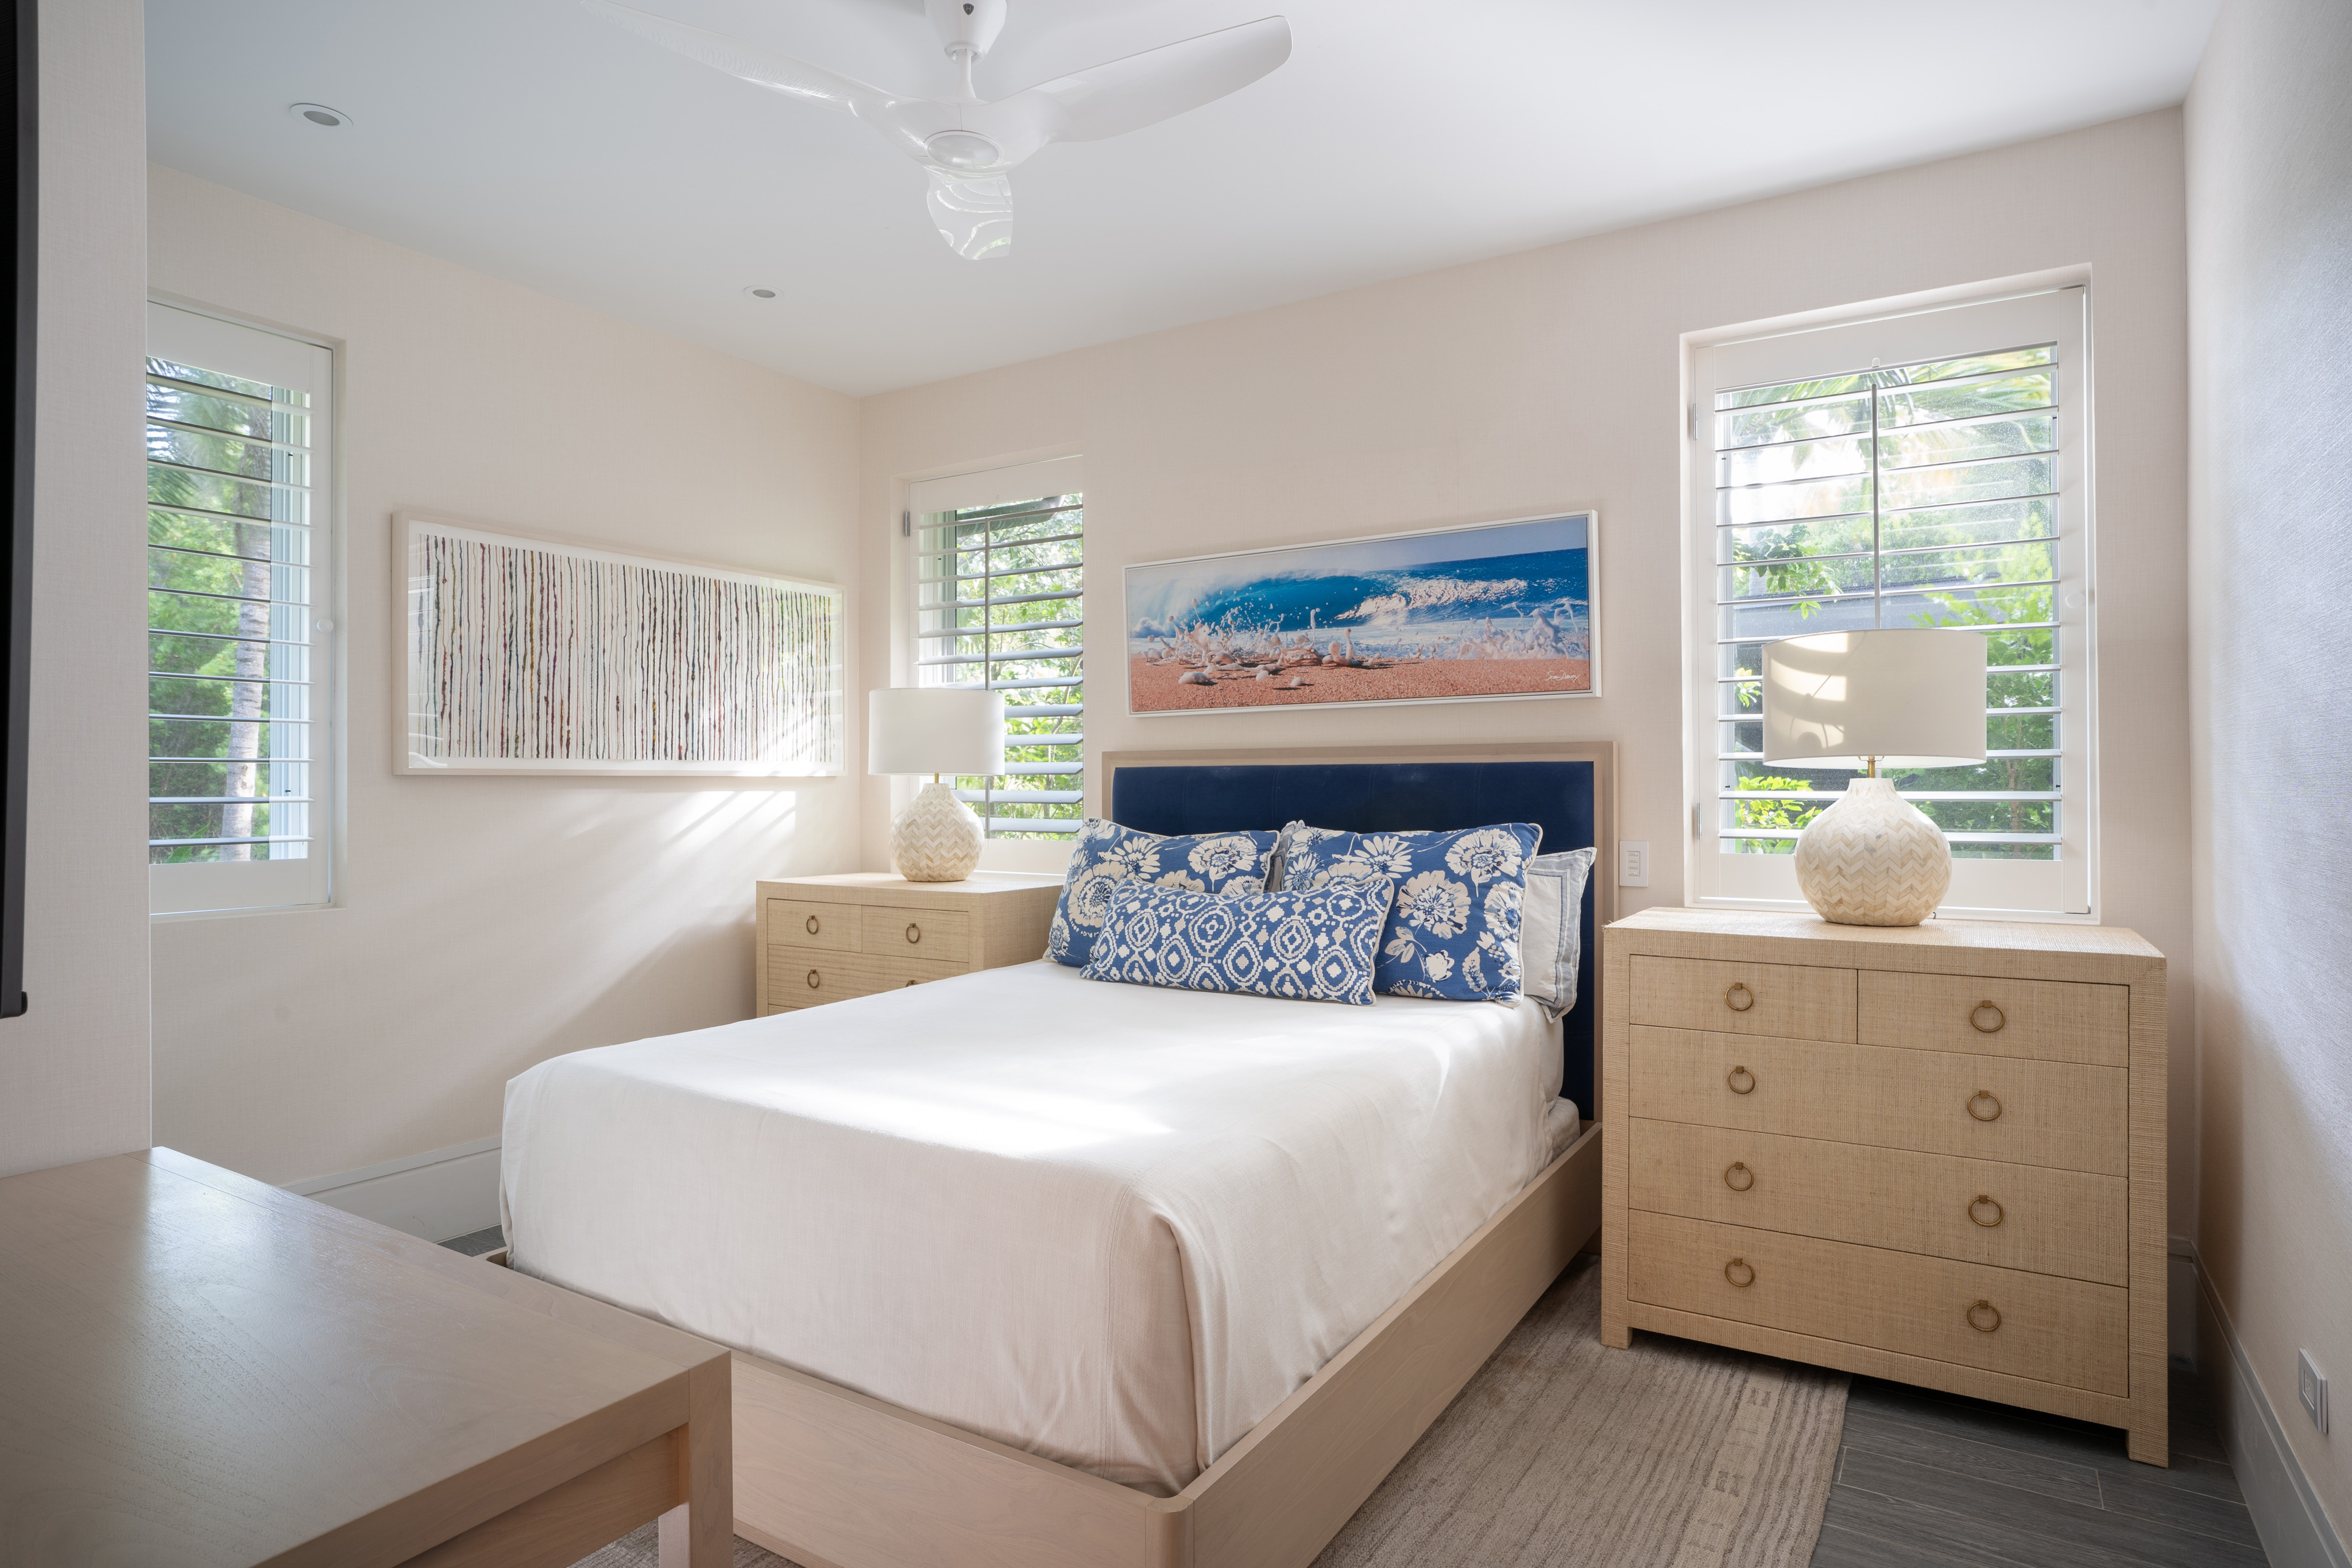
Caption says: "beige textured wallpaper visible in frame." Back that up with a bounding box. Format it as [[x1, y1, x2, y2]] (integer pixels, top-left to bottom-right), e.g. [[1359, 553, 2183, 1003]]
[[2187, 0, 2352, 1534]]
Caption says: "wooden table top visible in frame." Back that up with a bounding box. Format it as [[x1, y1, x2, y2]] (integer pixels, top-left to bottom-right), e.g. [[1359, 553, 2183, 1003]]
[[0, 1148, 725, 1568]]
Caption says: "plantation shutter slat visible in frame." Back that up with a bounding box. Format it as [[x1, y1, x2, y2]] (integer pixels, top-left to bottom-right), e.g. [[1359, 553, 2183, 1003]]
[[910, 459, 1085, 839], [147, 303, 337, 913], [1709, 334, 2065, 866]]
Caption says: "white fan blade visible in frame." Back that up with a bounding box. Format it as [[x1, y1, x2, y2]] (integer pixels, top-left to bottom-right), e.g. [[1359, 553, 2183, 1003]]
[[926, 169, 1013, 261], [1004, 16, 1290, 144], [581, 0, 891, 115]]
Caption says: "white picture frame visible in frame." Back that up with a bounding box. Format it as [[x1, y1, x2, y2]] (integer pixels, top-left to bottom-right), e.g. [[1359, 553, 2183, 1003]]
[[395, 511, 843, 776], [1123, 511, 1599, 717]]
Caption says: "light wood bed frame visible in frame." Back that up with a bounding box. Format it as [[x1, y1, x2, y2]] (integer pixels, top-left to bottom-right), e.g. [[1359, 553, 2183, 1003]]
[[729, 741, 1616, 1568]]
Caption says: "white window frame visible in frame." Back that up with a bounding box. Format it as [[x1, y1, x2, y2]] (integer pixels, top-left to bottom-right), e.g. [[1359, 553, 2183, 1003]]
[[146, 301, 342, 916], [903, 454, 1084, 877], [1683, 285, 2096, 921]]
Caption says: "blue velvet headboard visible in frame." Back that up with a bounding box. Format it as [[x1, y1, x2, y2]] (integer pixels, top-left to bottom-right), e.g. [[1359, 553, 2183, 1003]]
[[1104, 745, 1614, 1119]]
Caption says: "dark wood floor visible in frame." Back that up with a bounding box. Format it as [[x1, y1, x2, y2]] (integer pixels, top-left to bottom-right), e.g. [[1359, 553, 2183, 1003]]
[[1813, 1370, 2265, 1567], [442, 1224, 504, 1257]]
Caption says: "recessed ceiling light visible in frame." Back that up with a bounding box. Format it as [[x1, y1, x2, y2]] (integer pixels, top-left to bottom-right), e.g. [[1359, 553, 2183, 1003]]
[[288, 102, 351, 129], [742, 287, 778, 300]]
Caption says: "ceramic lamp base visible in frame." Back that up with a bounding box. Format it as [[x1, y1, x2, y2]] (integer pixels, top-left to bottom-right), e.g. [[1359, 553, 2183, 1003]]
[[1792, 775, 1952, 927], [891, 779, 984, 882]]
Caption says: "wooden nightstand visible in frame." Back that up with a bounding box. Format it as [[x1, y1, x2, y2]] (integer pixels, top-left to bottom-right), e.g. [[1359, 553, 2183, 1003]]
[[1600, 907, 2169, 1464], [755, 872, 1063, 1015]]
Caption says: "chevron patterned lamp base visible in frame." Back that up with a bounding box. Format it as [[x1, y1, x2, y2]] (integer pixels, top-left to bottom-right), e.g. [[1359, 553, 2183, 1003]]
[[891, 779, 985, 882], [1792, 776, 1952, 927]]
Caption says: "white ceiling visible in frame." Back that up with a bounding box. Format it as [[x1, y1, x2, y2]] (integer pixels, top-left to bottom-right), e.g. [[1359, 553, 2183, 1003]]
[[146, 1, 2218, 396]]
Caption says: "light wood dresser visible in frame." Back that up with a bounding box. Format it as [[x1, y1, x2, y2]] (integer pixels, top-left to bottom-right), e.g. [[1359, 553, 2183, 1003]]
[[1599, 907, 2169, 1464], [755, 871, 1063, 1015]]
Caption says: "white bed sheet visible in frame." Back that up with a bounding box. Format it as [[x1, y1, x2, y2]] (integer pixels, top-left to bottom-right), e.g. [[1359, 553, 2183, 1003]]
[[501, 961, 1568, 1496]]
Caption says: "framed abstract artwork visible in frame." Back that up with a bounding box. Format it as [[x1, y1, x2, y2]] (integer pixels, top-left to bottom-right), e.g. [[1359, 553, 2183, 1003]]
[[1124, 512, 1597, 715], [396, 512, 842, 775]]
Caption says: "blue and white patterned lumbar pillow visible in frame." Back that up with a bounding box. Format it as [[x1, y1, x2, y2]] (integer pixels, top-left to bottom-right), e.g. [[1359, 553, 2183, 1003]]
[[1046, 819, 1278, 969], [1078, 877, 1396, 1005], [1275, 820, 1543, 1002]]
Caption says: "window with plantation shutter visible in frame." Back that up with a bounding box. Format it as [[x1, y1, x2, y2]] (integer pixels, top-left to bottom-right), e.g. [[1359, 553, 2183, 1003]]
[[909, 456, 1084, 849], [1686, 287, 2092, 919], [146, 303, 336, 914]]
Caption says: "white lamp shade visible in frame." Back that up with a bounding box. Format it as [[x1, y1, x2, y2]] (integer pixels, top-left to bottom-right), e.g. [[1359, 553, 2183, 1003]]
[[868, 687, 1005, 777], [1761, 628, 1987, 770]]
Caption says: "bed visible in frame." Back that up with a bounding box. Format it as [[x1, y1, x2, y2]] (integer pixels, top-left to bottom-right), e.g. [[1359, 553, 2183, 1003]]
[[501, 741, 1613, 1568]]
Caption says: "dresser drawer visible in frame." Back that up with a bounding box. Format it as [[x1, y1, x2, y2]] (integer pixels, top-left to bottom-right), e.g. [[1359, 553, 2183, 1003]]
[[1629, 955, 1855, 1040], [1859, 971, 2129, 1067], [767, 899, 861, 953], [1629, 1025, 2127, 1176], [1626, 1210, 2127, 1395], [1628, 1118, 2127, 1286], [861, 905, 972, 966], [769, 950, 965, 1004]]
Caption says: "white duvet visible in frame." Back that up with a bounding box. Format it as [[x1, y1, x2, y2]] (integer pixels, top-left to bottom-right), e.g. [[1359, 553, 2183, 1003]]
[[501, 960, 1568, 1495]]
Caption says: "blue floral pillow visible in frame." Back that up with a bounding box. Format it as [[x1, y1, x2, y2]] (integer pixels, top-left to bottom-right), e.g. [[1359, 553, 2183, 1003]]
[[1046, 819, 1279, 969], [1275, 820, 1543, 1002], [1079, 878, 1395, 1005]]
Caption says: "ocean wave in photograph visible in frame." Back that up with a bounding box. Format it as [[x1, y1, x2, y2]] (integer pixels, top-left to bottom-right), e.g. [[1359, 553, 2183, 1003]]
[[1124, 514, 1595, 712]]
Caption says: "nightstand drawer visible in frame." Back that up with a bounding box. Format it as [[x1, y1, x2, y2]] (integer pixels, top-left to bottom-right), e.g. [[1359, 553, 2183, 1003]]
[[1629, 955, 1856, 1040], [771, 950, 965, 1004], [862, 905, 972, 965], [1628, 1118, 2127, 1286], [1859, 971, 2129, 1067], [1626, 1210, 2127, 1396], [1629, 1025, 2127, 1175], [767, 899, 861, 953]]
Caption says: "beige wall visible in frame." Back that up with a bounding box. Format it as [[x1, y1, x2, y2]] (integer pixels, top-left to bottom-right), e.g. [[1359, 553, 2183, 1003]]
[[0, 0, 152, 1179], [146, 168, 861, 1186], [858, 111, 2199, 1232], [2186, 0, 2352, 1532]]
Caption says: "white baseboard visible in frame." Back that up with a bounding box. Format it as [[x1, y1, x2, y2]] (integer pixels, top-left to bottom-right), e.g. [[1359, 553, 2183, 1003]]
[[282, 1135, 501, 1244], [2185, 1238, 2351, 1568]]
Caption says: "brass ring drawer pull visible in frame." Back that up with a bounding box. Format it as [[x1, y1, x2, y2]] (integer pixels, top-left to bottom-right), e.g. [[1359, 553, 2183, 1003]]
[[1724, 1258, 1755, 1288], [806, 915, 821, 936], [1967, 1090, 2003, 1122], [1967, 1300, 2002, 1333], [1724, 982, 1755, 1012], [1723, 1162, 1754, 1192], [1971, 1000, 2006, 1033], [806, 969, 821, 989], [906, 922, 922, 945], [1726, 1065, 1756, 1095], [1969, 1194, 2005, 1228]]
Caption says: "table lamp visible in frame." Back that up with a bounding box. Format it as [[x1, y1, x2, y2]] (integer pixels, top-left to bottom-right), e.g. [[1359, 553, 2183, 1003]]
[[1761, 628, 1986, 926], [869, 687, 1007, 882]]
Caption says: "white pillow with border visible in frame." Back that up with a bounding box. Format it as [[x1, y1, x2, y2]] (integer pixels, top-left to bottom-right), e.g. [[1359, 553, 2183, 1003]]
[[1520, 847, 1596, 1023]]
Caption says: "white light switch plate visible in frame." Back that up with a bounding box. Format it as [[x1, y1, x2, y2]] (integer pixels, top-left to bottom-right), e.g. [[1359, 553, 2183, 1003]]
[[2300, 1349, 2328, 1433], [1619, 841, 1650, 888]]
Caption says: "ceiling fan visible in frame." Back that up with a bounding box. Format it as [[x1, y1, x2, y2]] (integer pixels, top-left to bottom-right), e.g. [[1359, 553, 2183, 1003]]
[[583, 0, 1292, 261]]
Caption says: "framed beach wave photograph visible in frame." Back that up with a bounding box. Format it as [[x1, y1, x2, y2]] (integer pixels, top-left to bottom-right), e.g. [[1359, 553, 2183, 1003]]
[[1123, 512, 1597, 716]]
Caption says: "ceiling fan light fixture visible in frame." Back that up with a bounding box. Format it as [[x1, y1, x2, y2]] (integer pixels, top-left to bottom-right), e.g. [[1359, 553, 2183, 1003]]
[[923, 130, 1001, 171], [288, 102, 350, 128]]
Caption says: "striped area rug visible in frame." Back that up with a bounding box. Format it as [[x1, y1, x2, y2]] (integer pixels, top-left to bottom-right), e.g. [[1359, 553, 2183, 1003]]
[[576, 1257, 1846, 1568]]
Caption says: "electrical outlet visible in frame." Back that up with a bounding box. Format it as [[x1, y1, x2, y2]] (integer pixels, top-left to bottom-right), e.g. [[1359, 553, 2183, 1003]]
[[1619, 841, 1650, 888], [2299, 1350, 2328, 1434]]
